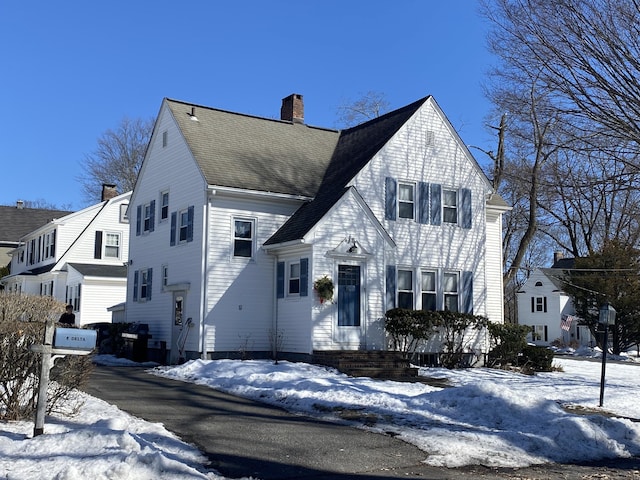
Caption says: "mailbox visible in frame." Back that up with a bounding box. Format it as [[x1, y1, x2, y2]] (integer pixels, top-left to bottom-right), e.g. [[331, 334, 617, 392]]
[[53, 328, 97, 350]]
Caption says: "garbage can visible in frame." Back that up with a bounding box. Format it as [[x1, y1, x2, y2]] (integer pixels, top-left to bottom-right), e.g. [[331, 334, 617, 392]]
[[121, 323, 151, 362]]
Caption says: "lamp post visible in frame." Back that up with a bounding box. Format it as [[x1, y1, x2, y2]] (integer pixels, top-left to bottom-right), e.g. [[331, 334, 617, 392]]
[[598, 303, 616, 407]]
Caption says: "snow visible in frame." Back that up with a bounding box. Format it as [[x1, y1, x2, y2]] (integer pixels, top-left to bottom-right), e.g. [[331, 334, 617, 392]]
[[2, 351, 640, 478]]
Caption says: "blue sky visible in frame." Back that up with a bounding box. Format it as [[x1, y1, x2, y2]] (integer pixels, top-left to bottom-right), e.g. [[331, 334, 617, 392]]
[[0, 1, 496, 210]]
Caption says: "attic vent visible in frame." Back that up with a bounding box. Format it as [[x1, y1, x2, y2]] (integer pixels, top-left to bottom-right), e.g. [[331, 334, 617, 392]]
[[425, 130, 435, 146], [535, 281, 543, 287]]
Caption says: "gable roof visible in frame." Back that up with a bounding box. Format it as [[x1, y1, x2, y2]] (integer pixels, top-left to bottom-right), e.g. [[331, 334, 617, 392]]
[[265, 97, 429, 245], [166, 99, 340, 198], [0, 205, 73, 244]]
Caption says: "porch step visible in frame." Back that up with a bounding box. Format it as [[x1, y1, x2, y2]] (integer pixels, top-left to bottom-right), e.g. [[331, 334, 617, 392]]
[[312, 351, 419, 380]]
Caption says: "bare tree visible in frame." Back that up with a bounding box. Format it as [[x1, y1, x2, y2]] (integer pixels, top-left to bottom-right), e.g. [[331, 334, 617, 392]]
[[78, 116, 154, 204], [335, 91, 390, 128], [482, 0, 640, 154], [481, 0, 640, 283]]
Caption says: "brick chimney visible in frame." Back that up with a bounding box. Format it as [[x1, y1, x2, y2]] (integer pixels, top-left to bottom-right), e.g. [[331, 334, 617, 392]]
[[101, 184, 118, 201], [280, 94, 304, 123], [553, 251, 564, 265]]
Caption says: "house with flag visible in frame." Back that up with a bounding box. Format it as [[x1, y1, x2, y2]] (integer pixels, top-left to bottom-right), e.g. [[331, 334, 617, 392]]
[[517, 254, 595, 347]]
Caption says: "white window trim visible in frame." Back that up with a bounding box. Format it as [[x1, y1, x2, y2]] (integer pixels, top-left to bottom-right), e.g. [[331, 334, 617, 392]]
[[232, 217, 256, 259], [397, 182, 416, 220], [397, 267, 414, 309], [287, 260, 301, 296], [160, 191, 169, 222], [442, 188, 458, 225], [104, 231, 122, 259]]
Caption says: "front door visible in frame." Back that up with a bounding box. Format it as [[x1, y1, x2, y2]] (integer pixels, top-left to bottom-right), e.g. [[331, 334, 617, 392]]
[[338, 265, 360, 334]]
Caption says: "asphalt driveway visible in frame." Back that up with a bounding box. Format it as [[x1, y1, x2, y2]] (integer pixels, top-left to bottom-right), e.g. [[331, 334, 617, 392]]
[[84, 365, 640, 480]]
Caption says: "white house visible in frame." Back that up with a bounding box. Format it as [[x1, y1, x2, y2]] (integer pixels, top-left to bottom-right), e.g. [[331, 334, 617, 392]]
[[517, 255, 595, 347], [126, 94, 510, 364], [1, 186, 131, 326]]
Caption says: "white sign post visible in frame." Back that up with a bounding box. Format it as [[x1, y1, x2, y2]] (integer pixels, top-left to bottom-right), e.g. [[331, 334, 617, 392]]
[[29, 320, 96, 436]]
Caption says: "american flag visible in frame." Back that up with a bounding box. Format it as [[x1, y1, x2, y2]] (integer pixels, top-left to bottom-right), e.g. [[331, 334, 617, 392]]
[[560, 314, 575, 331]]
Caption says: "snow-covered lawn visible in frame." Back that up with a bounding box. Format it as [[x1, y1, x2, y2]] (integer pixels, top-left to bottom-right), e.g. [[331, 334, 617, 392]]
[[1, 350, 639, 478]]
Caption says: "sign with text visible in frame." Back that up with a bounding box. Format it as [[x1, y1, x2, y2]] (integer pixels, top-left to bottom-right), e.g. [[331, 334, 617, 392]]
[[53, 328, 97, 350]]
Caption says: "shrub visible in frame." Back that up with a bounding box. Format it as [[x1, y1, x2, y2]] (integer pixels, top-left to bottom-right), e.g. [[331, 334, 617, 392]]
[[385, 308, 439, 357], [0, 293, 93, 420], [487, 323, 531, 367], [385, 308, 488, 367], [519, 345, 554, 373]]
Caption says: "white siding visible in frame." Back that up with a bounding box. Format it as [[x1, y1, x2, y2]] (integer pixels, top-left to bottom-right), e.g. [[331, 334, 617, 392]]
[[485, 209, 505, 323], [203, 195, 300, 354], [306, 193, 388, 351], [126, 103, 206, 354], [352, 99, 492, 319]]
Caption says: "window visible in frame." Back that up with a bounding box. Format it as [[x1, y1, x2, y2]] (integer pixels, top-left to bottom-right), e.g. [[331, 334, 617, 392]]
[[397, 269, 414, 309], [179, 209, 190, 242], [120, 204, 129, 223], [133, 268, 152, 301], [170, 206, 194, 245], [140, 270, 149, 300], [105, 232, 121, 258], [421, 271, 437, 311], [398, 183, 415, 219], [162, 130, 168, 147], [67, 284, 81, 311], [532, 325, 548, 342], [162, 264, 168, 287], [443, 272, 459, 312], [532, 296, 547, 312], [160, 191, 169, 221], [288, 262, 300, 295], [443, 189, 458, 224], [233, 219, 254, 258], [144, 204, 152, 232]]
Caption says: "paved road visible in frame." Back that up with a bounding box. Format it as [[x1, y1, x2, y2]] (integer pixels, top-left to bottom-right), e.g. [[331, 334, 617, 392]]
[[84, 365, 640, 480]]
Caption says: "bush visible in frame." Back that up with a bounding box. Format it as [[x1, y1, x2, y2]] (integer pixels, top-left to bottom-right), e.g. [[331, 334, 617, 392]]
[[385, 308, 488, 368], [487, 323, 531, 367], [385, 308, 438, 357], [0, 293, 93, 420], [519, 345, 554, 373]]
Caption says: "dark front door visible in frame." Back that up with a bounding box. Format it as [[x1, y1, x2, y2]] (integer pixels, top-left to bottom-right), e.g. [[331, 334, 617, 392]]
[[338, 264, 361, 327]]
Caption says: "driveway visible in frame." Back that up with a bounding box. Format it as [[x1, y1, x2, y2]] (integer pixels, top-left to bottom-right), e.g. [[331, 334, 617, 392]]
[[84, 365, 640, 480]]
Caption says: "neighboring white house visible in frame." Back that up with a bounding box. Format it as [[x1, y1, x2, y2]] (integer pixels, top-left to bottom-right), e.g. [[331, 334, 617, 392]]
[[517, 255, 595, 347], [1, 186, 131, 326], [126, 94, 510, 364]]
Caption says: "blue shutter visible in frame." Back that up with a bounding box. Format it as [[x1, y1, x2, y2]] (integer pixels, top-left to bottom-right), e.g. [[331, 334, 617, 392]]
[[276, 261, 285, 298], [430, 183, 442, 225], [462, 271, 473, 314], [460, 188, 472, 229], [133, 271, 139, 302], [149, 200, 156, 232], [170, 212, 177, 246], [187, 206, 194, 242], [386, 265, 396, 310], [147, 268, 153, 300], [300, 258, 309, 297], [94, 231, 103, 259], [136, 205, 142, 236], [418, 182, 430, 224], [385, 177, 397, 221]]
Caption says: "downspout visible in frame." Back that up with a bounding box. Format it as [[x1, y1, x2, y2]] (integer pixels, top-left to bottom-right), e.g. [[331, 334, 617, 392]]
[[272, 255, 279, 362], [200, 191, 211, 359]]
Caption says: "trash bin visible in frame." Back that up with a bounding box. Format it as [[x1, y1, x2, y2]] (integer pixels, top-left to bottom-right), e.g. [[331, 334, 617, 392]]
[[121, 323, 151, 362]]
